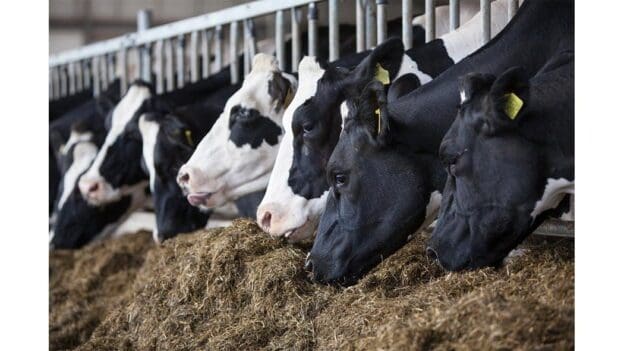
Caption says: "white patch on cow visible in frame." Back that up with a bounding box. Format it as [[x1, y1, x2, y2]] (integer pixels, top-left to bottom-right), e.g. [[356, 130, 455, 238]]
[[531, 178, 575, 219], [138, 115, 160, 192], [111, 211, 156, 238], [57, 140, 99, 209], [460, 89, 467, 103], [441, 0, 511, 63], [179, 54, 297, 208], [396, 54, 433, 85], [257, 57, 328, 239], [61, 131, 93, 155], [340, 101, 350, 130], [425, 190, 443, 220], [79, 84, 152, 204]]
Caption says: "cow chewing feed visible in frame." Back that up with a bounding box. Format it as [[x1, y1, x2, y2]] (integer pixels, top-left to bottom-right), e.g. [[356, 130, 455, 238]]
[[177, 53, 297, 210], [306, 0, 573, 285], [429, 52, 574, 271], [257, 0, 512, 243]]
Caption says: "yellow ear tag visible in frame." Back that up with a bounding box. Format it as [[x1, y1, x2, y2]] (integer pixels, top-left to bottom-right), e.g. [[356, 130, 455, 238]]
[[374, 108, 381, 135], [184, 130, 193, 146], [503, 92, 524, 120], [375, 63, 390, 85]]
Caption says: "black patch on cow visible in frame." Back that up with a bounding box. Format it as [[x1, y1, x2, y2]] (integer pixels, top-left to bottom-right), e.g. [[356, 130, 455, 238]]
[[99, 119, 147, 188], [406, 38, 454, 78], [228, 105, 282, 148], [234, 189, 266, 218], [267, 72, 293, 113]]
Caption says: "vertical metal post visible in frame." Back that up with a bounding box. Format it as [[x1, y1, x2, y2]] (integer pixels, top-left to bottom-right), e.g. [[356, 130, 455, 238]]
[[230, 21, 240, 84], [60, 66, 68, 97], [68, 62, 76, 95], [83, 61, 91, 90], [107, 54, 115, 84], [365, 0, 376, 49], [481, 0, 491, 44], [201, 30, 212, 79], [308, 3, 318, 57], [137, 9, 152, 82], [402, 0, 413, 50], [190, 31, 200, 82], [356, 0, 365, 52], [425, 0, 435, 42], [450, 0, 460, 31], [215, 25, 223, 71], [291, 8, 301, 72], [328, 0, 339, 61], [176, 34, 185, 88], [75, 61, 83, 92], [100, 55, 108, 90], [51, 67, 59, 100], [376, 0, 387, 45], [244, 19, 257, 75], [508, 0, 519, 21], [154, 40, 164, 94], [275, 10, 285, 71], [92, 57, 101, 96], [49, 70, 54, 100], [243, 24, 250, 76], [165, 39, 174, 92], [119, 46, 128, 94]]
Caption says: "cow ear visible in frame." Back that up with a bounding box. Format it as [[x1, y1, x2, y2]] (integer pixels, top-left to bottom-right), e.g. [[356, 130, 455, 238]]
[[50, 130, 65, 156], [489, 66, 529, 122], [269, 71, 297, 113], [162, 115, 195, 149], [352, 38, 404, 85], [359, 80, 391, 145], [458, 72, 496, 105], [95, 95, 115, 117]]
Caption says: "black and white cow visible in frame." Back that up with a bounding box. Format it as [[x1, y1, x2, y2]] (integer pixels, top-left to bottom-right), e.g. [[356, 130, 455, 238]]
[[50, 105, 149, 249], [137, 84, 240, 243], [429, 52, 574, 271], [306, 0, 573, 284], [257, 0, 513, 242], [77, 65, 238, 207], [176, 54, 297, 210]]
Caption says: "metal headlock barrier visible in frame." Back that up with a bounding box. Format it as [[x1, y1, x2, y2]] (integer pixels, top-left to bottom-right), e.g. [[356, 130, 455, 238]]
[[49, 0, 571, 238]]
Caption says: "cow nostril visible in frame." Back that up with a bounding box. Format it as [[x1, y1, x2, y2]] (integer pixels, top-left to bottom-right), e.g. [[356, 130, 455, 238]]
[[260, 211, 272, 230], [88, 182, 99, 193], [426, 247, 438, 261], [179, 172, 190, 184]]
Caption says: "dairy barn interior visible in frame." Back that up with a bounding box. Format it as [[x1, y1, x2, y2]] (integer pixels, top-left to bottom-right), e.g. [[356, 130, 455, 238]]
[[48, 0, 575, 349]]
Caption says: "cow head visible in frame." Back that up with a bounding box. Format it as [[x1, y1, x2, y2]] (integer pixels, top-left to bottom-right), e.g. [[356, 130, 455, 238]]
[[177, 53, 296, 210], [139, 112, 210, 243], [257, 39, 406, 242], [429, 66, 574, 271], [305, 80, 444, 284], [78, 83, 152, 205]]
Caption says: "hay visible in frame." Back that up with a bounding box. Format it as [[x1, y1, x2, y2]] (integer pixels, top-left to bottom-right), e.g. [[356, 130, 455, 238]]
[[50, 219, 573, 350]]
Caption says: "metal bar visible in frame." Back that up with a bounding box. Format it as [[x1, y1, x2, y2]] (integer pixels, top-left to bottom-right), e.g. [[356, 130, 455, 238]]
[[165, 39, 174, 92], [425, 0, 435, 42], [154, 40, 164, 93], [356, 0, 365, 52], [508, 0, 519, 21], [276, 10, 285, 71], [92, 57, 101, 96], [243, 19, 251, 75], [68, 62, 76, 95], [450, 0, 460, 31], [132, 47, 141, 82], [533, 219, 574, 238], [246, 19, 257, 59], [201, 30, 212, 79], [49, 70, 54, 100], [100, 55, 109, 90], [75, 61, 83, 92], [60, 66, 68, 97], [119, 47, 128, 94], [328, 0, 339, 61], [176, 34, 186, 88], [308, 3, 318, 57], [50, 0, 324, 67], [83, 61, 91, 89], [402, 0, 413, 50], [190, 31, 200, 82], [376, 0, 387, 45], [481, 0, 491, 44], [230, 21, 240, 84], [137, 9, 152, 82], [215, 25, 223, 71], [365, 0, 376, 49], [291, 8, 301, 72], [51, 68, 59, 100], [107, 54, 116, 83]]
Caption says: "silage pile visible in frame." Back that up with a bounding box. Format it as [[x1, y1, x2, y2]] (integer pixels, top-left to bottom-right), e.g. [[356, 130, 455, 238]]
[[50, 219, 574, 350]]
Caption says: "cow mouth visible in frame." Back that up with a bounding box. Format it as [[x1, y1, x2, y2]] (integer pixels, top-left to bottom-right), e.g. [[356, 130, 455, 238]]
[[187, 192, 214, 207], [282, 218, 317, 242]]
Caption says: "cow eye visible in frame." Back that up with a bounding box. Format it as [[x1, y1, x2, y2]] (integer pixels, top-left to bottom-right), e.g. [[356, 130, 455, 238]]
[[302, 122, 314, 134], [334, 173, 347, 187]]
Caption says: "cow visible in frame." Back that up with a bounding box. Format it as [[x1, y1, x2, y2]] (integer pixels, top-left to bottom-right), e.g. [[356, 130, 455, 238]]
[[176, 54, 297, 210], [77, 64, 239, 208], [429, 52, 574, 271], [306, 0, 573, 284], [257, 0, 513, 242], [50, 109, 150, 249]]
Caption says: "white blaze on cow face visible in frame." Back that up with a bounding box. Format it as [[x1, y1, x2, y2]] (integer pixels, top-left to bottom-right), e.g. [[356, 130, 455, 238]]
[[78, 85, 151, 205], [531, 177, 574, 219], [138, 115, 160, 192], [57, 136, 99, 210], [177, 54, 296, 209], [257, 57, 328, 240]]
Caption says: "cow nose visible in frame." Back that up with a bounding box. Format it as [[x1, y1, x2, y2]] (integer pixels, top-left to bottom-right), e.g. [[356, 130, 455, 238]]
[[88, 182, 99, 194], [260, 211, 272, 231], [426, 246, 438, 261], [178, 171, 190, 186]]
